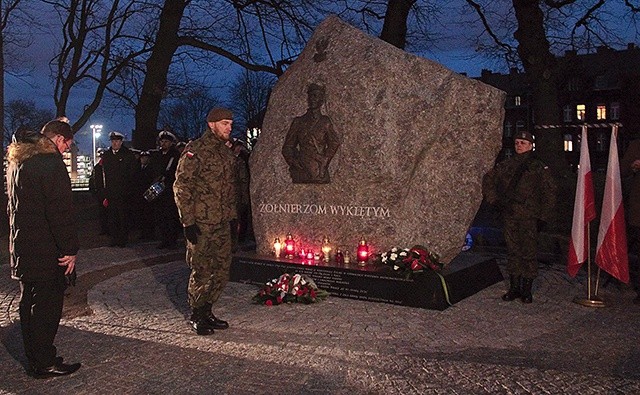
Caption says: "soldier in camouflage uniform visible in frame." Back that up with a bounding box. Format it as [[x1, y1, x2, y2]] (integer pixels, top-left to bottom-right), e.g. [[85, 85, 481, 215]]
[[483, 131, 556, 304], [173, 108, 237, 335]]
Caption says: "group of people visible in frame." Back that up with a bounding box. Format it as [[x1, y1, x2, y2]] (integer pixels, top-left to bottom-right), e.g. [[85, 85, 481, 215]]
[[483, 130, 640, 305], [90, 130, 183, 249], [7, 108, 247, 378]]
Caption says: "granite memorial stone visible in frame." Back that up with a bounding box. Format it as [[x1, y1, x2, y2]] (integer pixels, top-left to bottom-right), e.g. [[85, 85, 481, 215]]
[[250, 15, 505, 263]]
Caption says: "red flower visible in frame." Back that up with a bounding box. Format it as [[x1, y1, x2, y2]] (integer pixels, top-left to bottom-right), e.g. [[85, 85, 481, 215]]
[[276, 296, 283, 304], [265, 300, 273, 306], [410, 260, 422, 271], [310, 290, 317, 298]]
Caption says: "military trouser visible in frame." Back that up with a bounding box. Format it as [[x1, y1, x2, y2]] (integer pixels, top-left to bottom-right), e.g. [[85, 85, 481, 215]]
[[503, 217, 539, 279], [186, 222, 232, 308]]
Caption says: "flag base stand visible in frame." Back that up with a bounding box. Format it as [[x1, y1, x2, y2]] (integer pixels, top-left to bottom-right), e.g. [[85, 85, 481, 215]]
[[572, 295, 606, 308]]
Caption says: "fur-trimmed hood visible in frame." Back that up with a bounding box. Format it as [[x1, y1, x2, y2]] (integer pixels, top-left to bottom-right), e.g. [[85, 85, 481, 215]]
[[6, 136, 59, 164]]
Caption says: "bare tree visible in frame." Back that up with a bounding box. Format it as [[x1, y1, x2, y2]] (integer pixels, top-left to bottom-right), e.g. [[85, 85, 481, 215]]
[[129, 0, 442, 149], [463, 0, 640, 174], [228, 70, 276, 140], [158, 86, 220, 142], [1, 0, 35, 151], [46, 0, 153, 134], [3, 99, 54, 143]]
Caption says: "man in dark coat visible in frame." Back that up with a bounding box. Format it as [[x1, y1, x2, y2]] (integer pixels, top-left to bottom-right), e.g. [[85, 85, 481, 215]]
[[132, 151, 156, 240], [151, 131, 181, 249], [98, 132, 136, 247], [6, 120, 81, 378]]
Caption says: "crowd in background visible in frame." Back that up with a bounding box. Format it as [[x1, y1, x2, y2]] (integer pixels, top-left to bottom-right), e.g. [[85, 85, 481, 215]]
[[88, 129, 252, 250]]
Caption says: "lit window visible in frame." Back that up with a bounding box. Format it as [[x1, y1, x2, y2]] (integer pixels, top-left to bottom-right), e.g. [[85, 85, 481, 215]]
[[563, 105, 572, 122], [576, 104, 586, 121], [610, 102, 620, 120], [515, 96, 521, 106], [596, 104, 606, 120], [564, 134, 573, 152]]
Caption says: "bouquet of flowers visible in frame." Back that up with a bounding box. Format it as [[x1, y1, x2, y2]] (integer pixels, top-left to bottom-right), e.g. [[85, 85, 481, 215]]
[[378, 245, 443, 274], [252, 273, 329, 306]]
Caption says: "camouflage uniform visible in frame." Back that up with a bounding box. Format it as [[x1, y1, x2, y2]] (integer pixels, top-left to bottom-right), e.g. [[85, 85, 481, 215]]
[[483, 151, 556, 279], [173, 131, 237, 308]]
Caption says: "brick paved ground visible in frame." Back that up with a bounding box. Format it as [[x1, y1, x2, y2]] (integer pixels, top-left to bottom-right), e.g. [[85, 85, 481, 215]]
[[1, 242, 639, 394], [0, 200, 639, 394]]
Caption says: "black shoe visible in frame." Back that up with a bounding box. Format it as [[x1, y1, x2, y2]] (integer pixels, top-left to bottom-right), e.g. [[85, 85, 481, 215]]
[[31, 362, 81, 379], [501, 289, 521, 301], [189, 318, 215, 335], [206, 314, 229, 330], [520, 278, 534, 304]]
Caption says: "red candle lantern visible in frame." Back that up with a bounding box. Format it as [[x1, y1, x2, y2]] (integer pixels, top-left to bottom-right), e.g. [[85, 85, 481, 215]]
[[284, 233, 295, 259], [357, 238, 369, 265], [306, 250, 314, 260]]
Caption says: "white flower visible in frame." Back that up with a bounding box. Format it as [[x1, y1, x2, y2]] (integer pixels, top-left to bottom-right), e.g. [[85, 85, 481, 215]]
[[391, 247, 398, 253], [381, 256, 387, 263], [399, 251, 407, 257], [393, 265, 400, 270], [390, 253, 398, 260], [292, 274, 302, 286]]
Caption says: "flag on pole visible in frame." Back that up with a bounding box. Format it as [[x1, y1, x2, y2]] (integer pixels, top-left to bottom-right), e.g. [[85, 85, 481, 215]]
[[595, 125, 629, 283], [567, 125, 596, 277]]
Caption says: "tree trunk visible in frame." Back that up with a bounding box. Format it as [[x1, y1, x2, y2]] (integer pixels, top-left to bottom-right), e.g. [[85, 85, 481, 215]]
[[512, 0, 565, 175], [133, 0, 188, 149], [379, 0, 416, 49]]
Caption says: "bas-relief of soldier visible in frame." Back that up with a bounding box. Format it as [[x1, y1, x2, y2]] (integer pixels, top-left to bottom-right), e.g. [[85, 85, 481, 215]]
[[282, 83, 341, 184]]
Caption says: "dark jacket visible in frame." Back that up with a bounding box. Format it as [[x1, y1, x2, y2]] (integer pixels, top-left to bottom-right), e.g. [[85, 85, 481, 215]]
[[482, 151, 556, 223], [99, 146, 136, 201], [6, 136, 79, 281]]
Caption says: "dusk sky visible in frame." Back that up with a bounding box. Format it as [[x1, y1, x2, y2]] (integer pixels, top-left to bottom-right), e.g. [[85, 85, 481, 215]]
[[4, 1, 639, 155]]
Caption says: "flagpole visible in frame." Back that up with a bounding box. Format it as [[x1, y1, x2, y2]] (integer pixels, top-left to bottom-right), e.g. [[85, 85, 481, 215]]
[[573, 181, 605, 307]]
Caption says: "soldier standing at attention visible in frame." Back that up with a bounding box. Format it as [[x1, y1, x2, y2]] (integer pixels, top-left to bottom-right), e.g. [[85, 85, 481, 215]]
[[174, 108, 237, 335], [482, 131, 556, 304]]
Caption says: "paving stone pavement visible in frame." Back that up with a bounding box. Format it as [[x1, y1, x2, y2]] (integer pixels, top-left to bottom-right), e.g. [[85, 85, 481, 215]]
[[1, 242, 639, 394]]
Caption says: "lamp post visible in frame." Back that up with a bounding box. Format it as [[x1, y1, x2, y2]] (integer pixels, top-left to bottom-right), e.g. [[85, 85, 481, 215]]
[[90, 124, 102, 165]]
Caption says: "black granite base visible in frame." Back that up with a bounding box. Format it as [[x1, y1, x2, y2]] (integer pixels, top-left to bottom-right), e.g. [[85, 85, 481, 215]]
[[230, 252, 504, 310]]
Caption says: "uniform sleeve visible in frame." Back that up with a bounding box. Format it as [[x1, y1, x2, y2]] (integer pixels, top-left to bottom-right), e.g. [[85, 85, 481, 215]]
[[173, 148, 199, 226]]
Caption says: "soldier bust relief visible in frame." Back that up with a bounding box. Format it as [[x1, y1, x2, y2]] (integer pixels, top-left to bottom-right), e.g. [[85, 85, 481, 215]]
[[282, 83, 341, 184]]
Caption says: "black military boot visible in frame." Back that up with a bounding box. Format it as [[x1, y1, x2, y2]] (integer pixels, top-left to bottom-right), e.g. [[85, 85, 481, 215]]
[[521, 277, 534, 304], [502, 275, 521, 301], [203, 303, 229, 330], [189, 306, 214, 335]]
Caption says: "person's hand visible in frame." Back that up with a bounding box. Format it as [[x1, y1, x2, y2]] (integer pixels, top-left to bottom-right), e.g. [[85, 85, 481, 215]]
[[184, 224, 201, 245], [102, 198, 109, 208], [58, 255, 77, 275]]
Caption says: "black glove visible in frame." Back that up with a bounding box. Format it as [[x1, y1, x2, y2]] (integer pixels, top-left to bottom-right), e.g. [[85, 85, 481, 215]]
[[184, 224, 201, 245]]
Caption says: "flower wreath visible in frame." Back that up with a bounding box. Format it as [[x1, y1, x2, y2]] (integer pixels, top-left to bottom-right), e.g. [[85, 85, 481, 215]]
[[379, 245, 443, 273], [252, 273, 329, 306]]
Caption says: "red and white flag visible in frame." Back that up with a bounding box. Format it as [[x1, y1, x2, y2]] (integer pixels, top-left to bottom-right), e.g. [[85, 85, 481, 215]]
[[595, 125, 629, 283], [567, 125, 596, 277]]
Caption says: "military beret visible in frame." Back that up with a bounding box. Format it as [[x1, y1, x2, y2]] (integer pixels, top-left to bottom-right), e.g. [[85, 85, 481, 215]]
[[206, 107, 233, 122], [109, 131, 125, 140], [515, 131, 534, 143]]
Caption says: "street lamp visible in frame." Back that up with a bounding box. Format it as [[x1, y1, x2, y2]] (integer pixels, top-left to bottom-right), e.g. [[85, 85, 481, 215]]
[[90, 124, 103, 165]]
